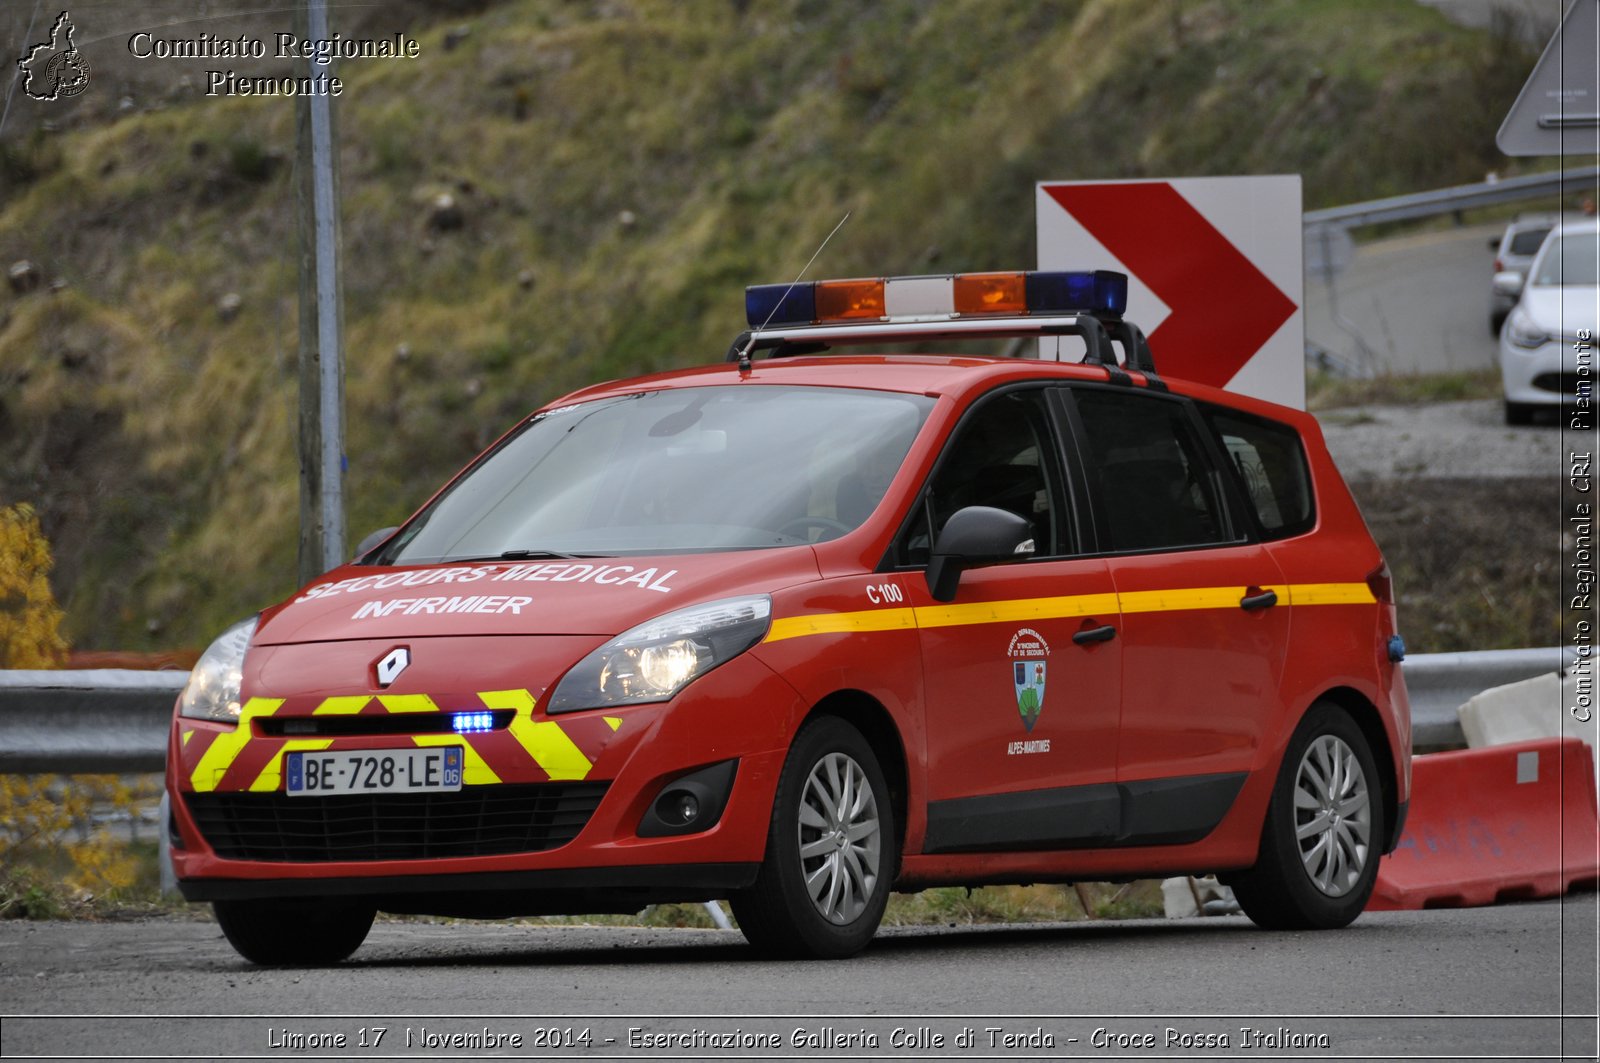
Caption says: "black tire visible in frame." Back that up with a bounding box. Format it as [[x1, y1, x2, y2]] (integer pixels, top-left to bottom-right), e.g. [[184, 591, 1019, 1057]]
[[1504, 401, 1537, 426], [730, 716, 895, 959], [213, 898, 375, 965], [1231, 703, 1385, 930]]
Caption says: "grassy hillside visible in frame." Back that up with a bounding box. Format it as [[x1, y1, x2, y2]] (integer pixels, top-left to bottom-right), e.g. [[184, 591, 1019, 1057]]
[[0, 0, 1536, 651]]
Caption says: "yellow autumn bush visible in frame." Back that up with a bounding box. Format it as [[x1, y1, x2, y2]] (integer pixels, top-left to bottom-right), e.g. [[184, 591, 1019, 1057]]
[[0, 505, 155, 915], [0, 502, 68, 669]]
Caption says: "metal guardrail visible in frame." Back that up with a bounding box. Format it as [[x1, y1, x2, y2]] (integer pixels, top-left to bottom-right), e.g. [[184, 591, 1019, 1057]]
[[1404, 647, 1579, 750], [0, 649, 1581, 773], [1303, 165, 1600, 231], [0, 669, 184, 773]]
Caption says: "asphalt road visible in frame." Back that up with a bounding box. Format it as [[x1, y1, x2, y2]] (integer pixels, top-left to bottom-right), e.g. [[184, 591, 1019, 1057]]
[[1303, 221, 1506, 378], [2, 897, 1595, 1061]]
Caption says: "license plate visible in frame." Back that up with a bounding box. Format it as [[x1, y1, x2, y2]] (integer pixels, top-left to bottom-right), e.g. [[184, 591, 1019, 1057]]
[[286, 747, 464, 796]]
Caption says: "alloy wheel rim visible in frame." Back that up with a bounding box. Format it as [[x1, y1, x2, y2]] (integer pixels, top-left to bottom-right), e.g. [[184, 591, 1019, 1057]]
[[796, 751, 882, 924], [1293, 734, 1372, 897]]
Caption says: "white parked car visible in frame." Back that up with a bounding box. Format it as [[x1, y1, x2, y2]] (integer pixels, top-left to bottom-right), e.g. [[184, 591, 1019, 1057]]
[[1488, 214, 1563, 334], [1495, 219, 1598, 426]]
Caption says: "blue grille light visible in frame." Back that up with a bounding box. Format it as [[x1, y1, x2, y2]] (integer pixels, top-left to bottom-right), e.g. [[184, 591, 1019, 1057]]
[[451, 711, 494, 734], [745, 282, 817, 328]]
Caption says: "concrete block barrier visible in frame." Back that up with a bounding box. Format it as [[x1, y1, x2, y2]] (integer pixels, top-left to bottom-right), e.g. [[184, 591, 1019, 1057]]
[[1368, 738, 1600, 911]]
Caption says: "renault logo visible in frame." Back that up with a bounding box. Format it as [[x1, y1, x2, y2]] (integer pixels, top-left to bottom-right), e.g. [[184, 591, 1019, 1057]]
[[374, 646, 410, 688]]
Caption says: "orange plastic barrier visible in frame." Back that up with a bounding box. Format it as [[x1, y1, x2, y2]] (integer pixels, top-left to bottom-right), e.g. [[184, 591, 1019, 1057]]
[[1368, 738, 1600, 911]]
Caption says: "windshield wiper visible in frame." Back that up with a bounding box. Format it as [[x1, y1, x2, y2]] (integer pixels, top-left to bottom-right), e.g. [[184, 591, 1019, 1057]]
[[441, 549, 595, 563], [498, 548, 584, 560]]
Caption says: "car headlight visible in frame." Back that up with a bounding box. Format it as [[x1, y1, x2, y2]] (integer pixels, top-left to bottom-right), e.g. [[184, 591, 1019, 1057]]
[[545, 595, 772, 714], [1505, 311, 1550, 350], [178, 616, 257, 722]]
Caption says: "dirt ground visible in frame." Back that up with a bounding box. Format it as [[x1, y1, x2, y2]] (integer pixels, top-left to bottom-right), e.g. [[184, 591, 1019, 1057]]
[[1345, 477, 1564, 654]]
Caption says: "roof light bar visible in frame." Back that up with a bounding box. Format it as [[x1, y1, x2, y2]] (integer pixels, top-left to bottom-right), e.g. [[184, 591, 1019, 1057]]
[[745, 269, 1127, 328], [815, 279, 885, 320]]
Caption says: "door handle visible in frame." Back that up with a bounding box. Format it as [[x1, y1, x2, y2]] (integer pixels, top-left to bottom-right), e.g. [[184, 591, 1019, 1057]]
[[1072, 623, 1117, 645], [1240, 589, 1278, 611]]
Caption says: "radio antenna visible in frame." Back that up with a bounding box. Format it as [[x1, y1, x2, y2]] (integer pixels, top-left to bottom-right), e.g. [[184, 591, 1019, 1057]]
[[738, 210, 851, 373]]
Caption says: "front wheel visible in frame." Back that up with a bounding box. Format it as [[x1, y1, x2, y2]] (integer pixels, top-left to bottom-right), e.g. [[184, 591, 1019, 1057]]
[[213, 897, 375, 965], [1230, 704, 1385, 930], [730, 716, 895, 959]]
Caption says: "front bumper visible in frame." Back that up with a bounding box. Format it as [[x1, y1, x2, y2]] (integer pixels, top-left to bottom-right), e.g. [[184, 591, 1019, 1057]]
[[166, 647, 804, 908]]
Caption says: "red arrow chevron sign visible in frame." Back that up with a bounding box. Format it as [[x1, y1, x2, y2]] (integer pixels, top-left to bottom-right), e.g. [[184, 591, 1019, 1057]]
[[1037, 176, 1304, 408]]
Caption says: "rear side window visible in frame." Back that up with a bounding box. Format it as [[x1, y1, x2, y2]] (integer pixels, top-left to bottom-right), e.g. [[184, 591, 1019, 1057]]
[[1071, 390, 1233, 552], [1204, 408, 1315, 540], [1508, 226, 1551, 256]]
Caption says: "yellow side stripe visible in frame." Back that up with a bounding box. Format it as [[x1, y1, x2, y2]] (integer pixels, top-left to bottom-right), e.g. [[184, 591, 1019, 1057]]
[[1288, 582, 1378, 606], [1118, 585, 1280, 614], [767, 608, 916, 643], [915, 592, 1120, 630], [765, 582, 1377, 644]]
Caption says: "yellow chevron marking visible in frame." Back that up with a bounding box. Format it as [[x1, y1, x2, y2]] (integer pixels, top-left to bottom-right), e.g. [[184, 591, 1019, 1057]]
[[412, 733, 501, 784], [603, 716, 622, 732], [181, 730, 193, 747], [190, 697, 284, 792], [477, 689, 536, 714], [766, 608, 916, 643], [764, 583, 1374, 643], [377, 693, 441, 713], [511, 721, 593, 780], [914, 592, 1120, 629], [313, 695, 371, 715], [479, 688, 594, 781], [1287, 582, 1377, 606], [249, 739, 334, 792]]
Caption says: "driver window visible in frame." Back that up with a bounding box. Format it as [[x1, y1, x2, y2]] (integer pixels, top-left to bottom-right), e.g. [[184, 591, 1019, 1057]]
[[897, 389, 1067, 565]]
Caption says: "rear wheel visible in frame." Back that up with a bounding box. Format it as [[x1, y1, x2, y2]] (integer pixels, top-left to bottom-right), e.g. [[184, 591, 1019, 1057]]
[[213, 897, 375, 965], [1231, 703, 1384, 930], [730, 716, 894, 959]]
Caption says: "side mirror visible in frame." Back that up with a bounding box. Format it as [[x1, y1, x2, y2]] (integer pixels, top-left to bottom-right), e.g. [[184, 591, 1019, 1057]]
[[1488, 237, 1501, 251], [1492, 271, 1524, 299], [925, 506, 1035, 603], [353, 526, 399, 560]]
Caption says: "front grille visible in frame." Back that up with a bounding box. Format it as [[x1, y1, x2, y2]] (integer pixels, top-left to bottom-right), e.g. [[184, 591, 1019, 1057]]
[[185, 783, 609, 862], [258, 711, 515, 737]]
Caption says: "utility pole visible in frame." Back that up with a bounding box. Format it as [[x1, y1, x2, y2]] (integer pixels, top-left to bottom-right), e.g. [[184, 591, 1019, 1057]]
[[294, 0, 346, 583]]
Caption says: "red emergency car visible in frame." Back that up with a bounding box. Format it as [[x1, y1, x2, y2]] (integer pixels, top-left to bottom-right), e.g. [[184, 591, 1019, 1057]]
[[166, 269, 1411, 964]]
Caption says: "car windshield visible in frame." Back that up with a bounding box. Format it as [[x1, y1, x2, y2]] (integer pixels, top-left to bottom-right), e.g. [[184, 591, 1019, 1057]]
[[1530, 232, 1600, 287], [379, 384, 934, 562]]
